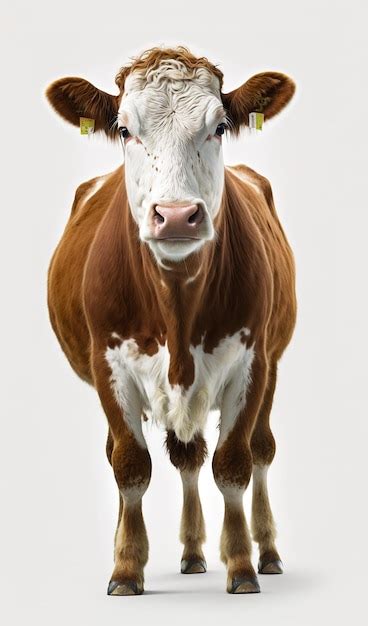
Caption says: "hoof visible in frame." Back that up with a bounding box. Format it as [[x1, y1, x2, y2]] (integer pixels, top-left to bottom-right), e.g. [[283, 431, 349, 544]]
[[107, 580, 143, 596], [229, 576, 260, 594], [181, 558, 207, 574], [258, 559, 283, 574]]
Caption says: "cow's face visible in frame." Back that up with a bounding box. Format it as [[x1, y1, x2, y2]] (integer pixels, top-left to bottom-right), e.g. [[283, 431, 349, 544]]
[[118, 65, 225, 263], [46, 48, 295, 265]]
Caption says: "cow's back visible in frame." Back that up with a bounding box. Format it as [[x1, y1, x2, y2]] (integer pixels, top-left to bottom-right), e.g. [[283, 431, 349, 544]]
[[48, 166, 123, 383]]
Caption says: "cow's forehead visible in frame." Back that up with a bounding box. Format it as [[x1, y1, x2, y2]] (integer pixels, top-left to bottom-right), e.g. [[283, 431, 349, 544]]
[[121, 62, 224, 135]]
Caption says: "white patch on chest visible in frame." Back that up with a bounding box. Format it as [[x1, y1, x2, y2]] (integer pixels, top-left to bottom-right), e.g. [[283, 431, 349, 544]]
[[105, 328, 254, 445]]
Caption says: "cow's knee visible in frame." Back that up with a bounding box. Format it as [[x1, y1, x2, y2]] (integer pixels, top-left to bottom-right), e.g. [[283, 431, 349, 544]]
[[112, 433, 151, 503], [212, 438, 253, 495], [250, 425, 276, 466]]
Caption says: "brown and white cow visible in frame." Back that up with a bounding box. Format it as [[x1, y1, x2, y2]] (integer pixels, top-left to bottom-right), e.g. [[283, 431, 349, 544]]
[[46, 46, 296, 595]]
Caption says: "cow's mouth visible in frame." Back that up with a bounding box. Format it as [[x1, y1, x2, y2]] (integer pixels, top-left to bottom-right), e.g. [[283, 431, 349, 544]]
[[155, 237, 201, 241]]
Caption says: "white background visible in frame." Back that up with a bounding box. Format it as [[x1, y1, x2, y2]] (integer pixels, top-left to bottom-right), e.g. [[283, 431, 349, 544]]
[[1, 1, 367, 624]]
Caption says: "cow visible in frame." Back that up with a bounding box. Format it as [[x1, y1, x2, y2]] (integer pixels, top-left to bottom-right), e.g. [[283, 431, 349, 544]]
[[46, 46, 296, 596]]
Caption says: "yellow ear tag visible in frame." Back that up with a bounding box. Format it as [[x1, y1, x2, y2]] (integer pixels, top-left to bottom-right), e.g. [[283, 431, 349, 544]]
[[80, 117, 95, 135], [249, 112, 264, 131]]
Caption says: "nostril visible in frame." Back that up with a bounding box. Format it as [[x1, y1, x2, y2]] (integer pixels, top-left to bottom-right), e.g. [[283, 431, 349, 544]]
[[153, 207, 165, 224], [188, 209, 199, 224], [188, 207, 203, 225]]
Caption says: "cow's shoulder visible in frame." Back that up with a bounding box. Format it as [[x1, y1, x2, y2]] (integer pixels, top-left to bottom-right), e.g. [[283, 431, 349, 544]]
[[70, 166, 123, 219], [226, 164, 274, 208]]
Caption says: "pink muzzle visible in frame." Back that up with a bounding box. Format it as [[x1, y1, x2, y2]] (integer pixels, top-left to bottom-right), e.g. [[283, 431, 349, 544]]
[[152, 204, 203, 239]]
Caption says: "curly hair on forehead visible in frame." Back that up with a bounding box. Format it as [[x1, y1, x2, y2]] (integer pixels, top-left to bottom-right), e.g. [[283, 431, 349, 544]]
[[115, 46, 224, 91]]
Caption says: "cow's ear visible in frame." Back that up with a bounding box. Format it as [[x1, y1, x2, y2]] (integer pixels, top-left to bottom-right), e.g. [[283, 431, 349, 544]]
[[46, 77, 119, 138], [222, 72, 295, 135]]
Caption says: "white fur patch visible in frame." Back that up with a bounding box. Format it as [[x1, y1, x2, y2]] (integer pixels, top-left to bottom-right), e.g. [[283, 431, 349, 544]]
[[228, 166, 262, 195], [105, 328, 254, 444], [79, 173, 109, 208], [252, 464, 268, 488], [219, 483, 245, 504]]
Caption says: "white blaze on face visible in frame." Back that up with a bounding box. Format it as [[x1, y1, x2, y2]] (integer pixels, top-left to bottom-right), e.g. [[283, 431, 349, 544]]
[[118, 60, 226, 263]]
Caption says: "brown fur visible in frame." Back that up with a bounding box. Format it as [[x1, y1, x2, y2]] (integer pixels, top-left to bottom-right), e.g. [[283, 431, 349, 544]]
[[250, 363, 278, 466], [112, 500, 149, 590], [166, 431, 207, 472], [222, 72, 295, 135], [180, 470, 206, 564], [46, 78, 119, 137], [221, 501, 254, 591], [46, 47, 296, 592], [251, 475, 279, 564], [115, 45, 224, 91]]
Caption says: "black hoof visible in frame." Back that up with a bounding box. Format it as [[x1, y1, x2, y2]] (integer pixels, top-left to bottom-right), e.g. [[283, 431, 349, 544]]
[[181, 558, 207, 574], [107, 580, 143, 596], [258, 559, 283, 574], [229, 576, 260, 594]]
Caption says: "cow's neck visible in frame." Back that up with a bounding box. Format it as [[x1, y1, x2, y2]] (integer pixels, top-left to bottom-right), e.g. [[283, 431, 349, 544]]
[[140, 242, 215, 387], [137, 173, 254, 385]]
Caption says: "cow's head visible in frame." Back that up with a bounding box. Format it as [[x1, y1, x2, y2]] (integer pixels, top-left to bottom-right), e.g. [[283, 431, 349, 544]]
[[46, 47, 295, 265]]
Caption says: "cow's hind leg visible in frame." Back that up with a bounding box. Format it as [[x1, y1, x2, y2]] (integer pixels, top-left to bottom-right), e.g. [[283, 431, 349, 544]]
[[166, 431, 207, 574], [251, 363, 283, 574], [213, 354, 268, 594], [106, 428, 124, 548]]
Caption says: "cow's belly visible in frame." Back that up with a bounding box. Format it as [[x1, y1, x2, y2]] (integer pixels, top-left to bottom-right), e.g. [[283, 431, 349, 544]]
[[105, 328, 254, 444]]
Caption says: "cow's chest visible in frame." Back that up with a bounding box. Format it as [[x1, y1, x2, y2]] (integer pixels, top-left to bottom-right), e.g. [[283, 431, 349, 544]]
[[105, 328, 254, 443]]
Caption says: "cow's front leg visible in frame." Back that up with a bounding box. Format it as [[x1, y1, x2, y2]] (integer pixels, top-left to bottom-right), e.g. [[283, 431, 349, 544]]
[[109, 432, 151, 595], [213, 354, 268, 594], [94, 353, 151, 596]]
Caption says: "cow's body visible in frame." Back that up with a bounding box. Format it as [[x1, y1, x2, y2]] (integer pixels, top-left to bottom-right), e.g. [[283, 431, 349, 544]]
[[49, 164, 295, 432], [46, 46, 296, 595]]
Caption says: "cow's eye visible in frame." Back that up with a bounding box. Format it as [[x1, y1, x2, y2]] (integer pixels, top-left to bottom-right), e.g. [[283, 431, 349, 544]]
[[215, 123, 226, 136], [119, 126, 130, 139]]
